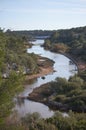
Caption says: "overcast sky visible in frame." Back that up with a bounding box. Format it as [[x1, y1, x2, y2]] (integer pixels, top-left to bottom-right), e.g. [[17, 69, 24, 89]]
[[0, 0, 86, 30]]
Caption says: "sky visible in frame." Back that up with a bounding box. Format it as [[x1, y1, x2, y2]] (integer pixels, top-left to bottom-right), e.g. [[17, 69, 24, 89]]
[[0, 0, 86, 30]]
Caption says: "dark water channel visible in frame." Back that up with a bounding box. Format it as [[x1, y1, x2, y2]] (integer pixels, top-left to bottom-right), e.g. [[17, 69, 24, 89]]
[[14, 39, 77, 118]]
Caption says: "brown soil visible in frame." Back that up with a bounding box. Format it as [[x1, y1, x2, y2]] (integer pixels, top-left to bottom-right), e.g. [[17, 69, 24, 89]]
[[25, 51, 86, 113], [25, 66, 54, 80], [25, 56, 55, 81]]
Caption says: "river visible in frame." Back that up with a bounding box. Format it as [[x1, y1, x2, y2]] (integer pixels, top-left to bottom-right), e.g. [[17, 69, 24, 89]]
[[13, 39, 77, 118]]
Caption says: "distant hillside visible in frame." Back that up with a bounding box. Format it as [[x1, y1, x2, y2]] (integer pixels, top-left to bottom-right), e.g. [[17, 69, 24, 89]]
[[50, 26, 86, 44], [43, 26, 86, 63], [6, 30, 54, 40]]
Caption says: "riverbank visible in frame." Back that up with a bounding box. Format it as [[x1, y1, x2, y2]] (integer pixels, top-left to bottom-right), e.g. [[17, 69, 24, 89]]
[[25, 56, 55, 81], [49, 48, 86, 72], [28, 75, 86, 113], [27, 83, 69, 111], [27, 51, 86, 112], [43, 45, 86, 72], [55, 51, 85, 72], [62, 52, 86, 72]]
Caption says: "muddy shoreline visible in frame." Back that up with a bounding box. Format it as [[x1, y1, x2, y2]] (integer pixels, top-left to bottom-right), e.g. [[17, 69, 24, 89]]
[[49, 49, 86, 72], [62, 52, 86, 72], [27, 52, 86, 112], [27, 80, 86, 112], [27, 83, 69, 112], [25, 56, 55, 81]]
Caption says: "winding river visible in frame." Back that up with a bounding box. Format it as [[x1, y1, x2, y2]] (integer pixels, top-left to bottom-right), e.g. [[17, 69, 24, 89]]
[[14, 39, 77, 118]]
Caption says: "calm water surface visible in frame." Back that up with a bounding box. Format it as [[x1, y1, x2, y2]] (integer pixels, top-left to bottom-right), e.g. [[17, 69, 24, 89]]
[[14, 39, 77, 118]]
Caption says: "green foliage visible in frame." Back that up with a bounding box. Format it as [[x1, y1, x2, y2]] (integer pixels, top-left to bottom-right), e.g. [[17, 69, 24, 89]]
[[51, 111, 86, 130], [79, 70, 86, 80], [0, 111, 86, 130], [0, 27, 86, 129], [0, 71, 24, 121], [52, 43, 69, 53], [53, 75, 86, 112], [44, 26, 86, 62], [21, 112, 58, 130], [0, 28, 39, 125], [29, 74, 86, 112], [69, 75, 84, 86]]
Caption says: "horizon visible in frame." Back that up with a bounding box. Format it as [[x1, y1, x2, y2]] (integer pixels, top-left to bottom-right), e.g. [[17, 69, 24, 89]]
[[5, 25, 86, 31], [0, 0, 86, 30]]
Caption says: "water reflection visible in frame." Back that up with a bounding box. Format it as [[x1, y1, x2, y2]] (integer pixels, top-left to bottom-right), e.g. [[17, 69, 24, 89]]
[[13, 39, 77, 118], [16, 97, 25, 107]]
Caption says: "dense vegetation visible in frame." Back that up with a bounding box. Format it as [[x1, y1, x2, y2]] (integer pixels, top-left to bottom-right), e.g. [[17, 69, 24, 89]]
[[6, 29, 53, 40], [0, 26, 86, 129], [29, 74, 86, 112], [0, 28, 38, 125], [43, 26, 86, 63], [1, 111, 86, 130]]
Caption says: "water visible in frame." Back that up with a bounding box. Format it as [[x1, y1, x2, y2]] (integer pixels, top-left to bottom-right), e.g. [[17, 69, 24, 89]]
[[14, 39, 77, 118]]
